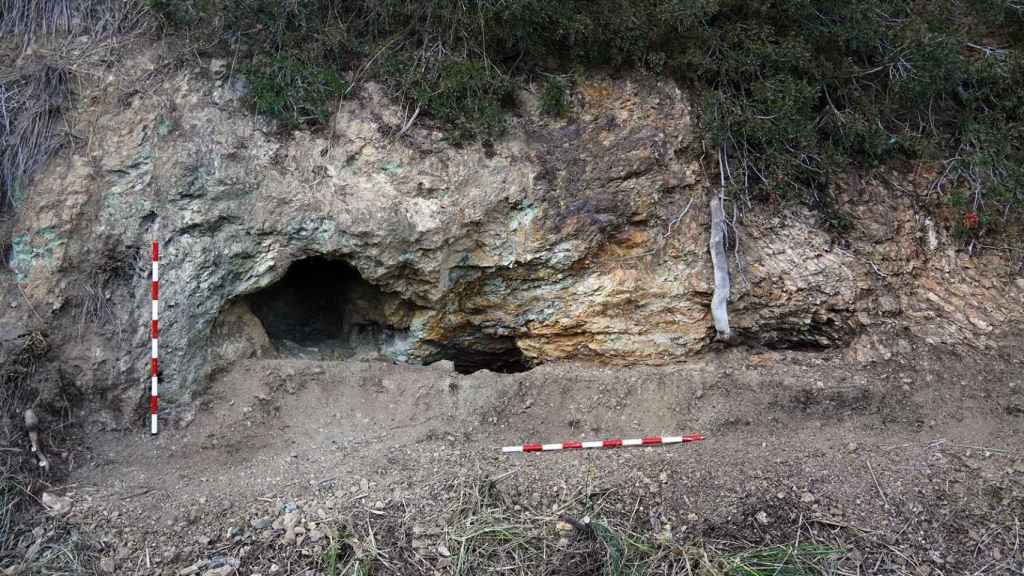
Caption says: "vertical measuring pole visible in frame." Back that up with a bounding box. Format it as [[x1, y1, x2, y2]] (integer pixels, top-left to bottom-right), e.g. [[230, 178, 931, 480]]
[[150, 240, 159, 435]]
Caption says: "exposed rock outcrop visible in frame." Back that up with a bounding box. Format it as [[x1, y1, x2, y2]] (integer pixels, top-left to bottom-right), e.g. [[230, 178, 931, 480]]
[[5, 47, 1023, 426]]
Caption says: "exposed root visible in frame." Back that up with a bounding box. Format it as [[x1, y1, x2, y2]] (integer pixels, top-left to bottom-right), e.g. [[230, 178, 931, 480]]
[[709, 146, 733, 341]]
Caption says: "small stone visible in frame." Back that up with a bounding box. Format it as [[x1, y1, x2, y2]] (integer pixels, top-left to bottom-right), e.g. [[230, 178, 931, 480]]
[[252, 517, 272, 530], [658, 472, 668, 484], [800, 492, 816, 504], [282, 512, 301, 530], [360, 479, 370, 492], [282, 529, 296, 545], [373, 500, 385, 509], [99, 558, 116, 573], [755, 511, 770, 525], [41, 492, 73, 515], [178, 561, 207, 576], [437, 544, 451, 557], [555, 521, 573, 533], [308, 530, 324, 543], [201, 567, 234, 576], [269, 564, 279, 574]]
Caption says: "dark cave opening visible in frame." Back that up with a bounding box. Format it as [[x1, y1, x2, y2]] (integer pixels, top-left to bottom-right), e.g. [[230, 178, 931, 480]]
[[246, 257, 406, 360], [428, 337, 533, 375], [242, 256, 535, 373]]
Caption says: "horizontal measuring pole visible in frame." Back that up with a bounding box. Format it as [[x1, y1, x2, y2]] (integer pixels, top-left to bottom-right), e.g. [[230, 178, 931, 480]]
[[502, 434, 704, 453]]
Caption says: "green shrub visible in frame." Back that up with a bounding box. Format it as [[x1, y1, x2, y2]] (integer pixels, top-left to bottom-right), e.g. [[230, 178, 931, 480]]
[[243, 58, 348, 129], [147, 0, 1024, 244], [540, 77, 570, 118]]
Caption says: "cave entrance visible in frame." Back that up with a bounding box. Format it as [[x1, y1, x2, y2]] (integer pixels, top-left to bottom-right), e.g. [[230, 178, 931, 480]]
[[240, 256, 535, 373], [427, 337, 533, 375], [246, 257, 409, 360]]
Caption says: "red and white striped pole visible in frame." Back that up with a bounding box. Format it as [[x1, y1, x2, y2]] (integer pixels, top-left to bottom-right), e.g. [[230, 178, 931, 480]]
[[150, 240, 159, 435], [502, 433, 704, 453]]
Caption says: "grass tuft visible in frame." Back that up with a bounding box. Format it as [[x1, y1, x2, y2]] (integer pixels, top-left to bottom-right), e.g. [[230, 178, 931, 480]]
[[539, 76, 571, 118], [0, 64, 72, 212], [724, 544, 843, 576]]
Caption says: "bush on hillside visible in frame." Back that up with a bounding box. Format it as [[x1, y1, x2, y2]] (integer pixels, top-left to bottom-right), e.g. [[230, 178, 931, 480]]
[[141, 0, 1022, 246]]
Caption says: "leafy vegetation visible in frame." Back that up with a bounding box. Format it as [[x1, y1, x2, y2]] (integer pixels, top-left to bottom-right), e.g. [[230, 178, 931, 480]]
[[114, 1, 1024, 245], [539, 76, 571, 118]]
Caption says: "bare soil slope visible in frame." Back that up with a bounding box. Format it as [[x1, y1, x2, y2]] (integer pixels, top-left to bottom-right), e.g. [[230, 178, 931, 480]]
[[45, 333, 1024, 575]]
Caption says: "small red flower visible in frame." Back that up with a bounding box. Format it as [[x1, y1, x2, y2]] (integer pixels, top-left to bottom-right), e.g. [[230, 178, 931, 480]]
[[963, 211, 980, 230]]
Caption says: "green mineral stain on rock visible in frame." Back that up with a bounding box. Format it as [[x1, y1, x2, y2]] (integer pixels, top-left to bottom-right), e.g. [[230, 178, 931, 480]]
[[156, 116, 175, 138], [380, 161, 402, 175], [9, 228, 66, 282]]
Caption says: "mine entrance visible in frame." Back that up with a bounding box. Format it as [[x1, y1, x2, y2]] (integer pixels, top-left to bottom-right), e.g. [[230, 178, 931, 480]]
[[247, 257, 407, 360], [427, 337, 533, 375], [243, 256, 534, 372]]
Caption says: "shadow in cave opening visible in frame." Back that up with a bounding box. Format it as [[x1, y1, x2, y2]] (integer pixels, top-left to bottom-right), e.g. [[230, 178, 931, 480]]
[[241, 256, 536, 374], [245, 257, 405, 360], [427, 338, 534, 375]]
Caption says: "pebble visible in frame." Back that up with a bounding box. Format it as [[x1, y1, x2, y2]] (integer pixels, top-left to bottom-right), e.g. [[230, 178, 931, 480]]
[[309, 530, 324, 542], [201, 567, 234, 576], [99, 558, 116, 573], [178, 561, 207, 576], [282, 512, 301, 530], [755, 511, 770, 525], [800, 492, 816, 503], [252, 517, 272, 530], [41, 492, 73, 515]]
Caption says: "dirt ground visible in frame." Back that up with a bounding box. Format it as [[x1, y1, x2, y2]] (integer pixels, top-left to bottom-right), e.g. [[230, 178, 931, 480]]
[[10, 330, 1024, 575]]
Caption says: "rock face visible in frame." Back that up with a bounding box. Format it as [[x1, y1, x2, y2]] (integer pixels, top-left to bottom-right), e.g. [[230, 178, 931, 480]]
[[5, 47, 1023, 425]]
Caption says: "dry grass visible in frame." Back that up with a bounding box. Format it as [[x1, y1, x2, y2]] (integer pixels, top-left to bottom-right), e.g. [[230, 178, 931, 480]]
[[0, 332, 100, 576], [0, 0, 152, 213], [0, 332, 48, 557], [235, 476, 853, 576], [0, 63, 72, 212]]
